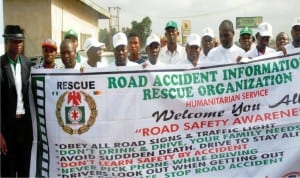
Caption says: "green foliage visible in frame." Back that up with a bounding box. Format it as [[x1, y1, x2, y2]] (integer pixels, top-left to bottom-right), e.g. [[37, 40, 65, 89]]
[[99, 16, 152, 49], [129, 17, 152, 48]]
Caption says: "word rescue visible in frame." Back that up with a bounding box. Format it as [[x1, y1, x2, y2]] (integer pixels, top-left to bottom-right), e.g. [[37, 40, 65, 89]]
[[57, 81, 95, 90]]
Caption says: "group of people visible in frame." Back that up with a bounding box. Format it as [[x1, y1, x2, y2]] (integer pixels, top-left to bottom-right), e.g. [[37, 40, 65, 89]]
[[33, 16, 300, 70], [0, 16, 300, 177]]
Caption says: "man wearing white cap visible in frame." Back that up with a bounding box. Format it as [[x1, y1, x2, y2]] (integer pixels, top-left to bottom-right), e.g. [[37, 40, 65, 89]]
[[143, 33, 163, 66], [246, 22, 276, 58], [285, 17, 300, 50], [111, 32, 138, 66], [182, 33, 201, 67], [199, 27, 215, 65], [81, 38, 106, 68]]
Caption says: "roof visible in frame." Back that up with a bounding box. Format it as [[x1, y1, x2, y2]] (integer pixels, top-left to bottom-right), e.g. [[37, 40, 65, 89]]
[[80, 0, 110, 19]]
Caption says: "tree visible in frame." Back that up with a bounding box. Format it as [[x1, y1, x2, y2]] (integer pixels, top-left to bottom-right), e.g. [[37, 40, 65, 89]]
[[99, 28, 116, 50], [99, 16, 152, 50], [129, 17, 152, 48]]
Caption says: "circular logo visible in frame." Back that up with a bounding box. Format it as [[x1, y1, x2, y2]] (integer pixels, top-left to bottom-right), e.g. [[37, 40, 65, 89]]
[[56, 91, 97, 135]]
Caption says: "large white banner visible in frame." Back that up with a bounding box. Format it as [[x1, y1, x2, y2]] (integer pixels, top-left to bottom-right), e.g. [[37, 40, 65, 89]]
[[30, 51, 300, 178]]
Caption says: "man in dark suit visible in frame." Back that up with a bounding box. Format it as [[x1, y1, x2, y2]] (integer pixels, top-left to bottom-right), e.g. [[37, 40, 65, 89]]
[[1, 25, 33, 177]]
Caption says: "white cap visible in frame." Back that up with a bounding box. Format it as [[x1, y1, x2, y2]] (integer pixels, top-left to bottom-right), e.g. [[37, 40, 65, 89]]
[[292, 17, 300, 28], [146, 33, 160, 47], [201, 27, 214, 38], [83, 38, 104, 51], [187, 33, 201, 46], [257, 22, 273, 37], [113, 32, 127, 48]]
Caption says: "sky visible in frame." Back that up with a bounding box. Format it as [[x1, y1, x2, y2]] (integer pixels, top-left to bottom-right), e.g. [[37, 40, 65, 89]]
[[96, 0, 299, 41]]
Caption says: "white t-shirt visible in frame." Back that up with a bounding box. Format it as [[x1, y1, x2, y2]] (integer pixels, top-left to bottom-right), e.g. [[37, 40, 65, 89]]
[[285, 42, 299, 50], [61, 62, 82, 70], [207, 45, 246, 65], [181, 58, 200, 68], [81, 61, 107, 69], [143, 59, 165, 66], [109, 60, 139, 67], [158, 44, 186, 65], [246, 47, 276, 58], [199, 51, 210, 66]]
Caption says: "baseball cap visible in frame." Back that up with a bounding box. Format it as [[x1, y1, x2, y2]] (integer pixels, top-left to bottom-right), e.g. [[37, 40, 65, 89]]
[[165, 20, 178, 30], [187, 33, 201, 46], [240, 27, 253, 36], [146, 33, 160, 47], [42, 39, 57, 50], [64, 29, 78, 40], [292, 17, 300, 28], [201, 27, 214, 38], [112, 32, 127, 48], [83, 38, 104, 52], [257, 22, 273, 37]]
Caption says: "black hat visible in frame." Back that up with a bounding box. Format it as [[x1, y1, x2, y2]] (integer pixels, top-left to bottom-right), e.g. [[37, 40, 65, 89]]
[[3, 25, 24, 40]]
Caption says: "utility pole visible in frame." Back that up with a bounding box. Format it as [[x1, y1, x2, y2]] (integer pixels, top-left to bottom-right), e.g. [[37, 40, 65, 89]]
[[108, 6, 120, 32]]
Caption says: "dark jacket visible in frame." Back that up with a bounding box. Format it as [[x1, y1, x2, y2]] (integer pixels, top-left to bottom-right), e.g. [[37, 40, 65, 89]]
[[1, 53, 33, 141]]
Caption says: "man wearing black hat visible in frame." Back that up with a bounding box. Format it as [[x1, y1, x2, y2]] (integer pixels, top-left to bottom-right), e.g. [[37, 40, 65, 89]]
[[1, 25, 33, 177]]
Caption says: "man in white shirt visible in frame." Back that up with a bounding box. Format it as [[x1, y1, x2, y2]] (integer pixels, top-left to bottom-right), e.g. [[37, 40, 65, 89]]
[[285, 17, 300, 50], [60, 39, 82, 70], [207, 20, 246, 65], [246, 22, 276, 58], [111, 32, 138, 67], [158, 20, 186, 65], [182, 33, 201, 67], [199, 27, 215, 66], [81, 38, 106, 69]]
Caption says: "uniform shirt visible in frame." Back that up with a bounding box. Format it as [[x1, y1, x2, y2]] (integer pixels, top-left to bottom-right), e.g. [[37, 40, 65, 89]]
[[158, 44, 186, 65], [81, 61, 107, 69], [246, 47, 276, 58], [33, 62, 59, 69], [285, 43, 299, 50], [143, 59, 165, 66], [181, 58, 200, 68], [128, 57, 145, 64], [207, 45, 246, 65], [199, 52, 210, 66], [61, 62, 82, 70], [109, 60, 139, 67], [9, 56, 25, 115]]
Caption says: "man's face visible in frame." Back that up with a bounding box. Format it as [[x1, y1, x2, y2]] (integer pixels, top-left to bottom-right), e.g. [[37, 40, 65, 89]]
[[7, 39, 24, 55], [87, 47, 103, 62], [186, 45, 200, 64], [239, 34, 252, 52], [60, 42, 77, 68], [291, 25, 300, 42], [114, 45, 128, 66], [276, 34, 289, 49], [165, 27, 179, 44], [128, 36, 140, 55], [219, 29, 234, 49], [42, 46, 57, 65], [201, 36, 214, 51], [146, 42, 160, 62], [65, 36, 78, 49], [257, 34, 270, 48]]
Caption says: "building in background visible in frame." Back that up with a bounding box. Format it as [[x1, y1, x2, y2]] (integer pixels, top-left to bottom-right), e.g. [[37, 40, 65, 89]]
[[3, 0, 110, 57]]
